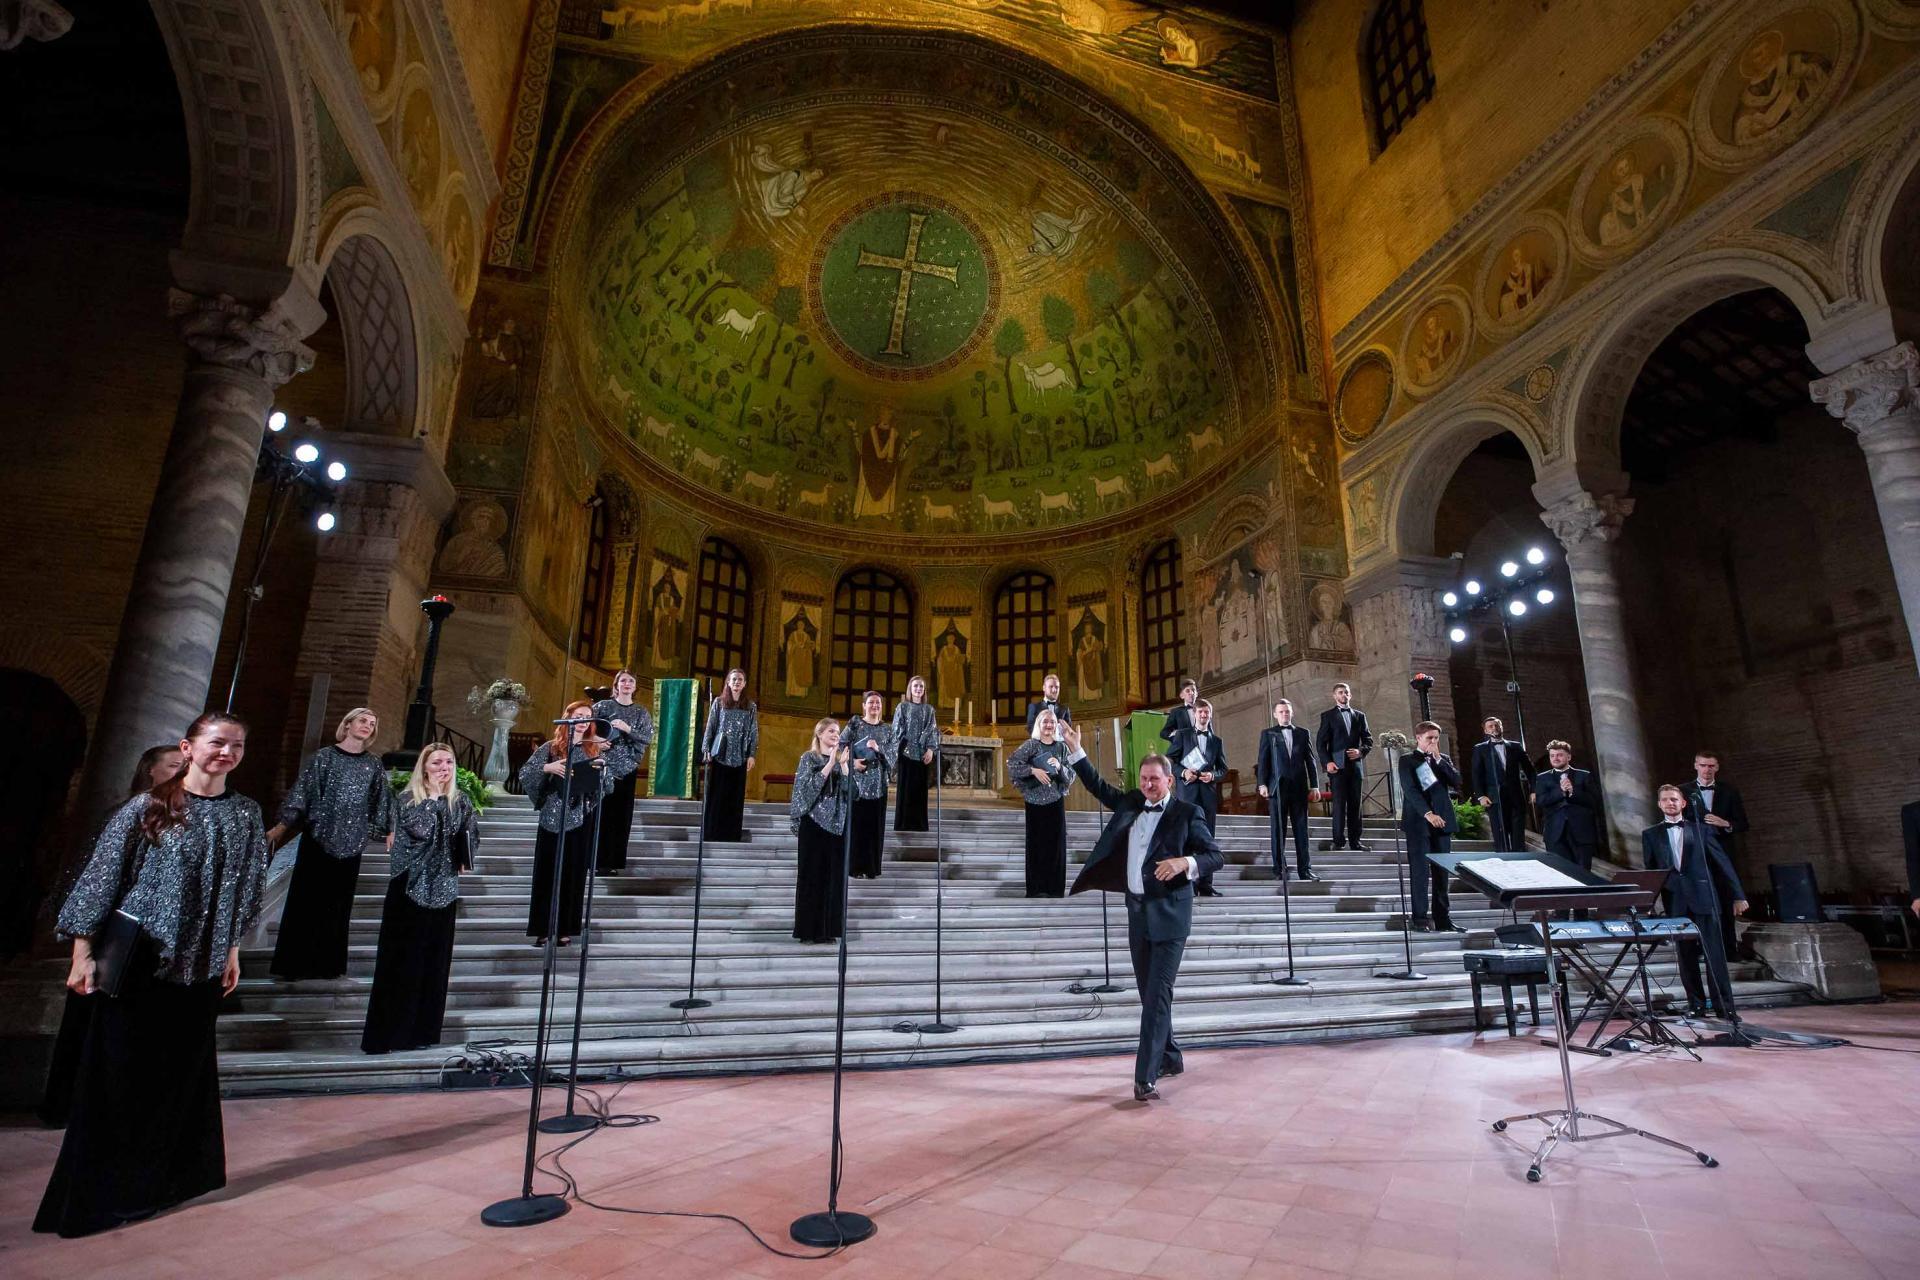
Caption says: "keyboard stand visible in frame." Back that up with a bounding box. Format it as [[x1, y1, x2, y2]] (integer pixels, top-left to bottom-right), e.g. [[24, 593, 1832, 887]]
[[1437, 862, 1722, 1183], [1549, 926, 1699, 1061]]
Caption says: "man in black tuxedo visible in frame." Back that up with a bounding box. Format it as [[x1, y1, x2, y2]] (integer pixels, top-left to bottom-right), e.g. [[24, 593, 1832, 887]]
[[1024, 673, 1071, 735], [1642, 784, 1749, 1019], [1685, 752, 1750, 960], [1257, 698, 1319, 883], [1904, 762, 1920, 920], [1315, 683, 1372, 851], [1533, 739, 1601, 874], [1168, 700, 1227, 896], [1470, 716, 1534, 851], [1398, 722, 1463, 932], [1063, 722, 1225, 1102], [1159, 679, 1199, 743]]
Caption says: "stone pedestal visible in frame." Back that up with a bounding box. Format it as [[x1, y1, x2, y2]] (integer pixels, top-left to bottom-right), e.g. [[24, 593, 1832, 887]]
[[1811, 342, 1920, 671], [1539, 489, 1654, 859], [1743, 921, 1881, 1001], [483, 698, 520, 786]]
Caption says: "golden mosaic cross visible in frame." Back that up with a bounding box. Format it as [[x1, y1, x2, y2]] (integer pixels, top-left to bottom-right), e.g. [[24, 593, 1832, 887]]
[[855, 211, 960, 357]]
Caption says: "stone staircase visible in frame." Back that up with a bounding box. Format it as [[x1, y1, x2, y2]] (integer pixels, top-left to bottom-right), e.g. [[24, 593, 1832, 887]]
[[1, 798, 1809, 1098]]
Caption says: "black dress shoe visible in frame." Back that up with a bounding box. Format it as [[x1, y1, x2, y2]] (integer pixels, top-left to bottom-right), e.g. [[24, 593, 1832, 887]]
[[1352, 842, 1372, 852], [1158, 1062, 1184, 1079], [1297, 870, 1321, 882], [1133, 1083, 1160, 1102], [1412, 917, 1435, 932], [1435, 920, 1466, 934], [1195, 886, 1224, 897]]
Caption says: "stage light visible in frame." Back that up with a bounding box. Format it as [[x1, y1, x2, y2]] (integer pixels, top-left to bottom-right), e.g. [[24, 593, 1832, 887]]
[[1508, 599, 1527, 617], [1535, 587, 1555, 605], [1464, 579, 1482, 596], [1448, 625, 1468, 644], [1441, 591, 1459, 607], [267, 411, 287, 433], [294, 442, 320, 464], [315, 509, 336, 533], [1500, 560, 1520, 578], [326, 460, 348, 483], [1526, 546, 1547, 565]]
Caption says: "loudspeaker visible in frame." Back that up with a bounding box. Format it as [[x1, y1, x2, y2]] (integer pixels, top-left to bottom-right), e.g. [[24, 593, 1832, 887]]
[[1769, 862, 1821, 923]]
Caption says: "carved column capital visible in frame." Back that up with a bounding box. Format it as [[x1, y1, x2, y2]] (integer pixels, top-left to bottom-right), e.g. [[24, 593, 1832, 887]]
[[1810, 342, 1920, 436], [1540, 490, 1635, 551], [167, 289, 316, 388], [0, 0, 73, 50]]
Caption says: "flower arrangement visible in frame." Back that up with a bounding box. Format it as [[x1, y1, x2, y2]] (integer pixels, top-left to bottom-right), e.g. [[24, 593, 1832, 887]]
[[468, 678, 529, 715], [1375, 729, 1414, 753]]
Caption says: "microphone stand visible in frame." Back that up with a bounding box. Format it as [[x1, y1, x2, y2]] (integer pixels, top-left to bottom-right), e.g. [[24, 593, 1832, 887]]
[[1379, 747, 1427, 981], [483, 714, 594, 1227], [895, 725, 957, 1034], [1684, 793, 1752, 1043], [1087, 723, 1123, 994], [1270, 757, 1308, 987], [541, 740, 612, 1135], [791, 767, 877, 1248], [671, 751, 715, 1011]]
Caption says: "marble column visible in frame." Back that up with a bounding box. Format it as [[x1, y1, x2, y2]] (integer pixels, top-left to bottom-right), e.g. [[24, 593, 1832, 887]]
[[1539, 490, 1652, 858], [1348, 556, 1459, 747], [1810, 342, 1920, 671], [76, 290, 314, 829]]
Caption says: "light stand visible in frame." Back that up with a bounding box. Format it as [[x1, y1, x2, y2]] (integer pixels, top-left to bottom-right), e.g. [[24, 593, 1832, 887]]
[[540, 764, 609, 1137], [789, 782, 877, 1248], [1378, 747, 1427, 981], [1270, 795, 1308, 987], [671, 749, 715, 1011], [482, 714, 593, 1228], [1442, 547, 1554, 754], [895, 730, 957, 1034]]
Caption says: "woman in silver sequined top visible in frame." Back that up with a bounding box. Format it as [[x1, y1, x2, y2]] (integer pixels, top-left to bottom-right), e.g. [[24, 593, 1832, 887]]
[[362, 744, 476, 1055], [36, 713, 267, 1239], [1008, 708, 1075, 897], [268, 707, 396, 981], [699, 667, 757, 843], [518, 700, 629, 944], [891, 675, 939, 833], [844, 690, 896, 878], [790, 719, 852, 944], [592, 669, 654, 873]]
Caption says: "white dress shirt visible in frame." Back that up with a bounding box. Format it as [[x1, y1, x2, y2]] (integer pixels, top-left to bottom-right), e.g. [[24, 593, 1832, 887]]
[[1066, 748, 1198, 891], [1696, 784, 1716, 813], [1666, 820, 1685, 868]]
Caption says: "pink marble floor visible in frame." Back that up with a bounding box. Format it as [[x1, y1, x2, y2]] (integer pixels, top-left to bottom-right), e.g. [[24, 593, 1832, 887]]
[[5, 1003, 1920, 1279]]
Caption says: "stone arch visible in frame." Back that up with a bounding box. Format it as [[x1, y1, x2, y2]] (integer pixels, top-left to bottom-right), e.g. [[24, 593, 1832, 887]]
[[150, 0, 310, 271], [1386, 403, 1548, 561], [0, 627, 108, 722], [1849, 119, 1920, 346], [1559, 248, 1832, 479], [1197, 494, 1270, 560], [316, 209, 422, 436]]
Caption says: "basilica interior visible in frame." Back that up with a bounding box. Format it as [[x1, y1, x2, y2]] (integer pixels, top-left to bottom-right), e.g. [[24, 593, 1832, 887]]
[[4, 1, 1920, 1274]]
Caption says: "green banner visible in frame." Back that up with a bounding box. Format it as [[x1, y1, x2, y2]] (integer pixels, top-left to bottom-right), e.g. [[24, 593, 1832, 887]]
[[649, 678, 701, 798], [1122, 711, 1168, 789]]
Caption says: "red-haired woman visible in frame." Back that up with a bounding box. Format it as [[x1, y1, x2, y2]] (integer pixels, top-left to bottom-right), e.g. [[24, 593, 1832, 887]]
[[35, 713, 267, 1238], [699, 668, 757, 842], [518, 700, 629, 944], [268, 706, 394, 980]]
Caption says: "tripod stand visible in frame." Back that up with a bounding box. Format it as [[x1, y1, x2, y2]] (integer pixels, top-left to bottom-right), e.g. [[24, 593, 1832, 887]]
[[541, 753, 612, 1136], [671, 755, 715, 1011], [896, 734, 957, 1034]]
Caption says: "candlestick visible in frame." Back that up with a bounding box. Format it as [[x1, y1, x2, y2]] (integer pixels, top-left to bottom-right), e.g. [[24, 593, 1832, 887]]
[[968, 700, 974, 726], [954, 698, 960, 724]]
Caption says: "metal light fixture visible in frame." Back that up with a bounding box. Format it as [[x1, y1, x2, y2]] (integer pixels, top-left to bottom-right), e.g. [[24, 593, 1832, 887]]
[[267, 410, 288, 433], [1508, 599, 1527, 616], [294, 441, 320, 464], [1526, 546, 1547, 566], [326, 460, 348, 483], [315, 509, 337, 533], [1448, 625, 1468, 644], [1441, 591, 1459, 608], [1464, 579, 1483, 596], [1440, 542, 1561, 751], [1500, 560, 1520, 578], [1535, 587, 1555, 605]]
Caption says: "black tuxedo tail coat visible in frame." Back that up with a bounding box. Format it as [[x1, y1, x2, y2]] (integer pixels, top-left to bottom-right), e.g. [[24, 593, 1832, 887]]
[[1159, 704, 1196, 743], [1398, 753, 1460, 835], [1641, 822, 1745, 917], [1471, 738, 1533, 801], [1069, 757, 1225, 943], [1256, 725, 1316, 792], [1684, 781, 1748, 836], [1025, 700, 1072, 733], [1904, 799, 1920, 904], [1315, 706, 1373, 777], [1535, 767, 1601, 846], [1167, 727, 1227, 785]]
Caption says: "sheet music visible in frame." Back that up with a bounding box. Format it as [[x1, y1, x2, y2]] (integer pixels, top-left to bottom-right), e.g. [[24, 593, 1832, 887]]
[[1460, 858, 1584, 892], [1414, 760, 1437, 791], [1182, 746, 1208, 772]]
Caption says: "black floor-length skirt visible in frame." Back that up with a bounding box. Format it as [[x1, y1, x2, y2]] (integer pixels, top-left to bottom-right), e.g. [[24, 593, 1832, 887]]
[[271, 843, 363, 979], [1024, 800, 1067, 897], [894, 756, 930, 831], [597, 774, 638, 872], [849, 796, 886, 877], [361, 880, 458, 1054], [793, 817, 847, 943], [529, 822, 594, 939], [34, 949, 224, 1238], [37, 990, 95, 1127], [703, 761, 747, 842]]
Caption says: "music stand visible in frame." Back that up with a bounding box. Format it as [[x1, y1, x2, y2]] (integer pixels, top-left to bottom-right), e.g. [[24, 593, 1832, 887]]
[[1448, 853, 1720, 1183]]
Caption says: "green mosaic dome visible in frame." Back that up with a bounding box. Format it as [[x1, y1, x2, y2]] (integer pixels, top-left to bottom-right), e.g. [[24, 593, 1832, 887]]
[[811, 193, 999, 380]]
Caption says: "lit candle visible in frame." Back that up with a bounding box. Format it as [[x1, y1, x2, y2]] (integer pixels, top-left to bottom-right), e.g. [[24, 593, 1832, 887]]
[[968, 700, 974, 725], [954, 698, 961, 723]]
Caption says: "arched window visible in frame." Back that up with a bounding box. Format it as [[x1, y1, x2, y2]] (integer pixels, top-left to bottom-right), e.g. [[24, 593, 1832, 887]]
[[830, 569, 914, 714], [1140, 541, 1185, 705], [574, 499, 613, 661], [1365, 0, 1434, 152], [691, 537, 752, 684], [993, 572, 1056, 722]]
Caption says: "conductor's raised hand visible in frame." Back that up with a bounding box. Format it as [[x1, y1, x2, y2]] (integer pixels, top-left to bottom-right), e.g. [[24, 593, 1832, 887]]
[[1062, 722, 1083, 753]]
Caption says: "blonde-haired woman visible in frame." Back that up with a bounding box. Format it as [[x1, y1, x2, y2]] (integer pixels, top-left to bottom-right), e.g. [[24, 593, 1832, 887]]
[[361, 744, 476, 1055], [269, 706, 395, 980], [790, 718, 851, 944]]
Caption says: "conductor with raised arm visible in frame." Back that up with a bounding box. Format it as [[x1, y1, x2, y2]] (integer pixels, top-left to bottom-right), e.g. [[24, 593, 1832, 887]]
[[1062, 721, 1225, 1103], [1315, 682, 1373, 851]]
